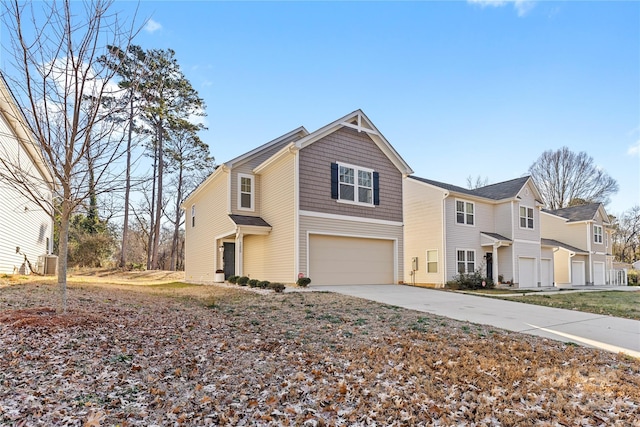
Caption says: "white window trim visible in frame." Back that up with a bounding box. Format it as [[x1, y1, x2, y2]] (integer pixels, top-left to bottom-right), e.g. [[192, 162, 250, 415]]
[[594, 224, 603, 244], [519, 205, 534, 230], [456, 248, 476, 274], [191, 204, 196, 227], [426, 249, 438, 274], [455, 199, 475, 227], [337, 161, 375, 207], [237, 173, 255, 212]]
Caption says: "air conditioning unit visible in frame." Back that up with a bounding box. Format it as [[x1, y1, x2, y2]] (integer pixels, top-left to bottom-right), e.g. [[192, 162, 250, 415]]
[[37, 255, 58, 275]]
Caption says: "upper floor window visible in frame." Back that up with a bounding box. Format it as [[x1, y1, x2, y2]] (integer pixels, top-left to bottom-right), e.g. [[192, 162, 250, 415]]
[[457, 249, 475, 274], [519, 206, 534, 229], [594, 224, 603, 244], [238, 174, 254, 211], [456, 200, 474, 225], [331, 162, 379, 206], [191, 205, 196, 227]]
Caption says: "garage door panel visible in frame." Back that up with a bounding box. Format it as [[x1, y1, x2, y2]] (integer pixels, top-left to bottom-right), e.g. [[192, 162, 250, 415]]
[[309, 235, 394, 285], [518, 257, 536, 288], [593, 262, 605, 285]]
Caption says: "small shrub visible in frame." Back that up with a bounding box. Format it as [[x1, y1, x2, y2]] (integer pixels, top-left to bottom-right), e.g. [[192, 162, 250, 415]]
[[296, 277, 311, 287], [258, 280, 270, 289], [445, 271, 494, 290], [248, 279, 259, 288], [269, 282, 285, 293], [627, 270, 638, 286], [228, 275, 239, 284], [237, 276, 250, 286]]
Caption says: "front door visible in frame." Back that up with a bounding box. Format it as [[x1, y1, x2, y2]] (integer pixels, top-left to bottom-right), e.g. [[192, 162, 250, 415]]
[[485, 252, 493, 281], [223, 242, 235, 279]]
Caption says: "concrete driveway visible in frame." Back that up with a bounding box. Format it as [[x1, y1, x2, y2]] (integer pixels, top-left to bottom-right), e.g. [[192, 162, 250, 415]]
[[310, 284, 640, 358]]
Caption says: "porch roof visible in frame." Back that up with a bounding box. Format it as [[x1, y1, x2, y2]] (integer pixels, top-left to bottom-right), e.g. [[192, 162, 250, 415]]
[[229, 214, 271, 227], [541, 238, 588, 255], [480, 232, 512, 246]]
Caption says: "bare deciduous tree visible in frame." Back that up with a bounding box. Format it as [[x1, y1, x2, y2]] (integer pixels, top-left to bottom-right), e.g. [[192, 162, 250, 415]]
[[528, 147, 618, 210], [0, 0, 139, 311], [612, 206, 640, 263], [466, 175, 489, 190]]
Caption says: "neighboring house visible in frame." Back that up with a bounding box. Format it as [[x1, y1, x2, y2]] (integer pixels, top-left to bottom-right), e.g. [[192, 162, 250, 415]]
[[541, 203, 619, 286], [403, 176, 550, 288], [182, 110, 413, 285], [0, 74, 54, 274]]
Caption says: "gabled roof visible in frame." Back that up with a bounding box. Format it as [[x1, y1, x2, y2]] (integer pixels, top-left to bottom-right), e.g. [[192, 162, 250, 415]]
[[481, 232, 512, 242], [0, 72, 54, 187], [541, 238, 588, 255], [542, 203, 609, 224], [289, 109, 413, 175], [408, 175, 538, 203]]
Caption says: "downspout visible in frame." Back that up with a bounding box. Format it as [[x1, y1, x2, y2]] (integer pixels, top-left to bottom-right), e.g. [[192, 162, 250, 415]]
[[236, 231, 243, 276], [568, 251, 576, 285], [292, 146, 300, 282], [442, 191, 449, 287]]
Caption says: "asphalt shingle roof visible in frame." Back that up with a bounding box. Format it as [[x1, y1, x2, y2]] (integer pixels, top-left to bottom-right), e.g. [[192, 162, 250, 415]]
[[408, 175, 531, 201], [229, 215, 271, 227], [481, 232, 512, 242], [542, 203, 601, 222], [540, 238, 588, 254]]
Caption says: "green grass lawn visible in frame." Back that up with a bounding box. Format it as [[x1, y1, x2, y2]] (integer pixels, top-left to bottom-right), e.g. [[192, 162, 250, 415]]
[[499, 290, 640, 320]]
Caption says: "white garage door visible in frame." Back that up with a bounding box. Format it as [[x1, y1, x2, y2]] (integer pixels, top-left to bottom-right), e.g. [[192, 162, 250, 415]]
[[593, 262, 605, 285], [541, 259, 552, 287], [572, 261, 585, 286], [309, 235, 394, 285], [518, 257, 536, 288]]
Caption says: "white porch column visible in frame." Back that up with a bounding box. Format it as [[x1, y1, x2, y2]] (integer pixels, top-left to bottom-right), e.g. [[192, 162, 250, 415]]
[[235, 232, 243, 276]]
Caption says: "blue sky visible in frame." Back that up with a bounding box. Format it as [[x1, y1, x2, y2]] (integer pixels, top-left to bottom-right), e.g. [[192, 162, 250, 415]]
[[6, 0, 640, 215]]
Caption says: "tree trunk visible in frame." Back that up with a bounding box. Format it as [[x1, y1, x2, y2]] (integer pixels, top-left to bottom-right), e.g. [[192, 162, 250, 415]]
[[57, 198, 72, 313], [120, 97, 134, 269], [152, 121, 164, 269], [146, 137, 158, 270], [169, 166, 183, 271]]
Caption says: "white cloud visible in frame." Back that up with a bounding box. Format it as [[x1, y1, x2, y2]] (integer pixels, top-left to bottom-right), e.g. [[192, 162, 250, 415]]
[[144, 18, 162, 34], [628, 141, 640, 157], [467, 0, 535, 17]]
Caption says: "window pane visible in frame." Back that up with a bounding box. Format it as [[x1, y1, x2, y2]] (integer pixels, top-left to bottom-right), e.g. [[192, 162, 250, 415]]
[[468, 261, 475, 272], [528, 218, 533, 229], [467, 251, 474, 262], [241, 177, 251, 193], [427, 250, 437, 273], [466, 203, 474, 214], [339, 166, 354, 184], [358, 187, 372, 204], [520, 206, 526, 217], [520, 217, 526, 228], [456, 201, 464, 212], [340, 183, 354, 201], [241, 193, 251, 208], [458, 262, 466, 274], [466, 213, 474, 225], [358, 170, 372, 187], [457, 250, 465, 262], [457, 212, 464, 224]]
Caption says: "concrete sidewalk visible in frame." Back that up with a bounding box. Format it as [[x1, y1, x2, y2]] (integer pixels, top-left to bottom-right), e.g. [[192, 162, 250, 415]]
[[311, 284, 640, 358]]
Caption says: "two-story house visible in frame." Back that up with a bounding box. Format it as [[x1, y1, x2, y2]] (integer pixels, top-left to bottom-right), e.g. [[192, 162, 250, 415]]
[[540, 203, 615, 286], [403, 176, 550, 288], [0, 74, 54, 274], [182, 110, 413, 285]]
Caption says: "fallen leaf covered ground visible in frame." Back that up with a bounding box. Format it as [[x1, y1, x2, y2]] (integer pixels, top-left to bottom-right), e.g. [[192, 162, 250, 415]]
[[1, 280, 639, 426]]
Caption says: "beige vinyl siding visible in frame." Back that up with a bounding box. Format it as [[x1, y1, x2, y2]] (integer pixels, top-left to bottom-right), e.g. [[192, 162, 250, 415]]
[[403, 178, 445, 285], [230, 137, 295, 216], [444, 197, 494, 280], [184, 170, 232, 282], [258, 152, 296, 283], [540, 212, 587, 250], [299, 214, 403, 283], [497, 246, 513, 283], [512, 183, 540, 241], [494, 202, 513, 239], [0, 113, 52, 274], [298, 126, 403, 222], [243, 234, 266, 279]]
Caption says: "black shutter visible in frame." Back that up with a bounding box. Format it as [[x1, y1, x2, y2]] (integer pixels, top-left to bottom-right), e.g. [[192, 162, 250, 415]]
[[331, 163, 339, 199], [373, 172, 380, 205]]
